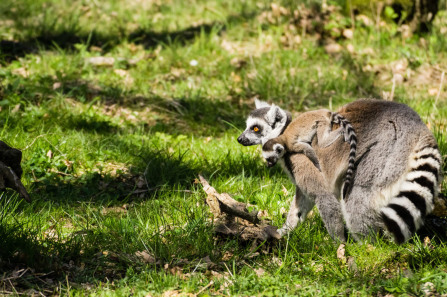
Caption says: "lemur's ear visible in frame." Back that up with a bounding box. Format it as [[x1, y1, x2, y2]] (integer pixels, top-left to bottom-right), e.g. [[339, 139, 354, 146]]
[[265, 104, 288, 127], [265, 105, 279, 125], [255, 98, 271, 109]]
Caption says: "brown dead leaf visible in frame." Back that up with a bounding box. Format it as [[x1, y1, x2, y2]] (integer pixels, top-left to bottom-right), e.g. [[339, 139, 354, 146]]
[[356, 14, 373, 27], [336, 243, 346, 264], [324, 43, 342, 54], [311, 261, 324, 272], [230, 57, 247, 69], [46, 150, 53, 159], [101, 206, 127, 215], [86, 56, 115, 66], [257, 209, 269, 218], [280, 207, 287, 216], [162, 290, 195, 297], [90, 46, 102, 52], [280, 32, 301, 48], [254, 267, 265, 277], [64, 159, 73, 170], [281, 185, 289, 196], [12, 67, 30, 77], [9, 104, 20, 114], [135, 251, 157, 264], [272, 256, 283, 266], [53, 82, 62, 90], [347, 256, 358, 272], [230, 72, 241, 83], [342, 29, 354, 39], [346, 44, 355, 54], [391, 59, 408, 74], [428, 88, 439, 96], [424, 237, 434, 250], [361, 48, 375, 56], [168, 266, 183, 276], [421, 282, 436, 296], [113, 69, 134, 87], [394, 73, 404, 84], [43, 225, 58, 240], [222, 251, 233, 261]]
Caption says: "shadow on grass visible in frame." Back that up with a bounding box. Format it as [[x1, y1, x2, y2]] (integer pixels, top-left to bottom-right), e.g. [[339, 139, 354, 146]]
[[1, 72, 250, 135], [0, 9, 257, 64], [26, 134, 267, 206], [0, 212, 139, 291]]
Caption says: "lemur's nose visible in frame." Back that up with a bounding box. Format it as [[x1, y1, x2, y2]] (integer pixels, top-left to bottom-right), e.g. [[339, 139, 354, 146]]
[[237, 135, 243, 144]]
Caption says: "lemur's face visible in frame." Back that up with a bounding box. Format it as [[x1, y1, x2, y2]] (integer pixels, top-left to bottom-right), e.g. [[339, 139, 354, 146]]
[[237, 108, 273, 146], [262, 143, 285, 167], [237, 103, 290, 146]]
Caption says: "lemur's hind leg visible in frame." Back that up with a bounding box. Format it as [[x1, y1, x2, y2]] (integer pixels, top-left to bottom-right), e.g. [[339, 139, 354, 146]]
[[279, 154, 346, 242], [278, 187, 315, 236], [342, 185, 385, 242]]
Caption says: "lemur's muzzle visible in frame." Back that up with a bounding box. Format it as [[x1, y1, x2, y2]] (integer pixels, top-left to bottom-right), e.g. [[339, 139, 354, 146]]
[[266, 157, 276, 168], [237, 133, 250, 146]]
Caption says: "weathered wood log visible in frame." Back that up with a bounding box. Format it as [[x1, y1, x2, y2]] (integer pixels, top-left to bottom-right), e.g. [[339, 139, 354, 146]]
[[199, 175, 280, 241], [0, 141, 30, 202]]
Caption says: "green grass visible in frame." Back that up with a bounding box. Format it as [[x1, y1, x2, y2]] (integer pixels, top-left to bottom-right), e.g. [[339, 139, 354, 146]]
[[1, 0, 447, 295]]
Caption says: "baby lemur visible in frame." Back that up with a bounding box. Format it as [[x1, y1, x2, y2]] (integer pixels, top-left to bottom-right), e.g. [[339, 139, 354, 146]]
[[262, 110, 357, 199]]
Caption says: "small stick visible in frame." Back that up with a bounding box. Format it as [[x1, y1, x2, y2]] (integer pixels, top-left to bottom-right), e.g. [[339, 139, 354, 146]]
[[196, 280, 214, 295], [435, 71, 445, 105], [389, 75, 396, 101]]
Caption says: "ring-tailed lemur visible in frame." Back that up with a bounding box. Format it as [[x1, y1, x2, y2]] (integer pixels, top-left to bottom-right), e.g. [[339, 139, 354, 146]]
[[238, 99, 442, 243], [261, 110, 357, 199]]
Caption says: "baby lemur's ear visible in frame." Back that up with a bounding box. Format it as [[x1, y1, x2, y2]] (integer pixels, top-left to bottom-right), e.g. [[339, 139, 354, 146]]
[[273, 143, 285, 155]]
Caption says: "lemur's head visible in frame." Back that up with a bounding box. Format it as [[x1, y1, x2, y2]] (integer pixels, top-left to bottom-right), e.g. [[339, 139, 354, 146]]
[[237, 99, 291, 146], [262, 139, 285, 167]]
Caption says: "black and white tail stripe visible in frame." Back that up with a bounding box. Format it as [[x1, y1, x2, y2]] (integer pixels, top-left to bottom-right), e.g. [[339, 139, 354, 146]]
[[332, 113, 357, 199], [380, 145, 442, 244]]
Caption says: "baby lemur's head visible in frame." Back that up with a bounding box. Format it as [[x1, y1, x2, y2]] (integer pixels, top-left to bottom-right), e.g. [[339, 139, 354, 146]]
[[262, 139, 285, 167]]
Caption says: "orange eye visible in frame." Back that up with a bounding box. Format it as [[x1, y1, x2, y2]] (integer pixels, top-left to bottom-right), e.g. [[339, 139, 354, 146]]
[[253, 126, 259, 132]]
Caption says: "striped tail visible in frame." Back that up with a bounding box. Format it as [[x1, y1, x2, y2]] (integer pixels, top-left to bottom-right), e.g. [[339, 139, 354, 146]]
[[380, 144, 442, 244], [332, 113, 357, 199]]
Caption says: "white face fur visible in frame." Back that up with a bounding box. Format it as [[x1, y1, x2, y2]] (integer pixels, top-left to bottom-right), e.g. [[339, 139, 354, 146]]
[[262, 143, 285, 167], [237, 100, 288, 146], [240, 117, 274, 145]]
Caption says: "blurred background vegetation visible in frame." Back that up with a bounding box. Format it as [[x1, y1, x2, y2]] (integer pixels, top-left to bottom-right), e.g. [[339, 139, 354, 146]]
[[0, 0, 447, 295]]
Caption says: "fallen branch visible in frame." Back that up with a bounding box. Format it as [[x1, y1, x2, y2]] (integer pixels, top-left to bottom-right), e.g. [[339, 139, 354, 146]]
[[199, 175, 281, 241], [199, 175, 259, 224], [0, 141, 30, 202]]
